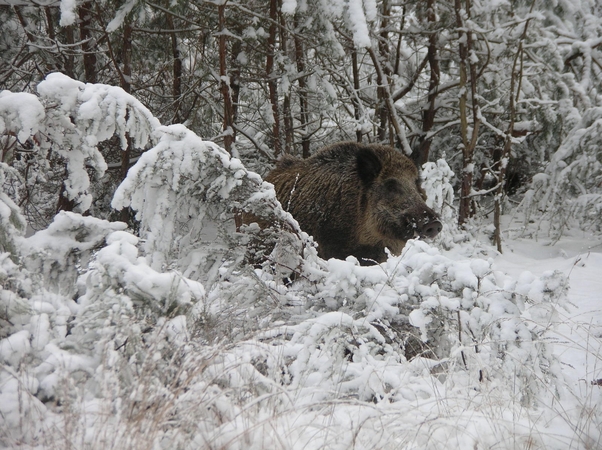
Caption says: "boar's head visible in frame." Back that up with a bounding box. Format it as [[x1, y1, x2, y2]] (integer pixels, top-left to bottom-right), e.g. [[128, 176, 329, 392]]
[[356, 145, 442, 253]]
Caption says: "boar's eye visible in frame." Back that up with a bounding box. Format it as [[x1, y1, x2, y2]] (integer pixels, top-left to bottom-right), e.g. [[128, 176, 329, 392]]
[[384, 179, 401, 193]]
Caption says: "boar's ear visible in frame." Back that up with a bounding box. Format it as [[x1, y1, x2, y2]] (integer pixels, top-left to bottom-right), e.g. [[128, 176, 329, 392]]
[[356, 147, 382, 185]]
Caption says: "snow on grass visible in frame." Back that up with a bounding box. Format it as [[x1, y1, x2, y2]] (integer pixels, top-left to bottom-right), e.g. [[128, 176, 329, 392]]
[[494, 231, 602, 448], [2, 212, 599, 448]]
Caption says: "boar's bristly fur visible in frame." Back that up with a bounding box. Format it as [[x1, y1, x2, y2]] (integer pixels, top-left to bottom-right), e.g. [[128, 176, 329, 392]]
[[264, 142, 442, 264]]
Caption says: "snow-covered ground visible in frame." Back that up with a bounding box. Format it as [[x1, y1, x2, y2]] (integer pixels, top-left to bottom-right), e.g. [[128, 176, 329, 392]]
[[495, 231, 602, 444], [2, 221, 600, 449], [497, 228, 602, 380]]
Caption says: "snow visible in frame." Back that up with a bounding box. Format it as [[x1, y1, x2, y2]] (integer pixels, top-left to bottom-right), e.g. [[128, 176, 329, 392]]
[[314, 0, 372, 48], [348, 0, 372, 48], [0, 178, 27, 256], [3, 189, 600, 449], [35, 72, 160, 212], [0, 329, 30, 365], [281, 0, 297, 14], [0, 75, 600, 449], [0, 91, 45, 142], [106, 0, 137, 32], [495, 234, 602, 396], [59, 0, 77, 26]]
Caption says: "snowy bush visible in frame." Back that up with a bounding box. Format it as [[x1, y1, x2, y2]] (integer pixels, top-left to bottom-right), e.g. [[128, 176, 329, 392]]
[[1, 73, 160, 229], [285, 240, 567, 406], [0, 155, 583, 449], [0, 164, 26, 258], [37, 73, 160, 213], [112, 123, 318, 287], [0, 220, 207, 446], [520, 106, 602, 239], [0, 91, 45, 143], [421, 158, 457, 249], [19, 212, 127, 297]]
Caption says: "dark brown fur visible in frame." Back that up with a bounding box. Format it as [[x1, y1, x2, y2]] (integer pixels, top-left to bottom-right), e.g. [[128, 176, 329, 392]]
[[263, 142, 441, 264]]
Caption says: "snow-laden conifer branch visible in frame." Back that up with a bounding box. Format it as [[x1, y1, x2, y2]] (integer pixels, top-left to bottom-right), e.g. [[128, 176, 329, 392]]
[[112, 123, 316, 285], [35, 73, 161, 212]]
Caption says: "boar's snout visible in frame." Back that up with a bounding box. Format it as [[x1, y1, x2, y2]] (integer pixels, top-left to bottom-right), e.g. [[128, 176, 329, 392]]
[[407, 205, 442, 240], [419, 219, 442, 239]]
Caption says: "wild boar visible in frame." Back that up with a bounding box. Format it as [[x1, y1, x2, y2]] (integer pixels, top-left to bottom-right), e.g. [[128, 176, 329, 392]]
[[264, 142, 441, 264]]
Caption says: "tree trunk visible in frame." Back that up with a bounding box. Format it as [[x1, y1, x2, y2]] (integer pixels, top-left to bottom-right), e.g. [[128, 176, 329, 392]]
[[415, 0, 439, 167], [351, 49, 362, 143], [267, 0, 281, 156], [56, 165, 76, 213], [376, 0, 391, 143], [166, 13, 182, 124], [218, 4, 235, 154], [79, 2, 97, 83], [279, 5, 293, 154], [456, 0, 480, 226], [493, 10, 533, 252], [368, 46, 412, 155], [293, 14, 310, 157], [119, 21, 133, 223], [63, 22, 75, 78], [230, 36, 241, 145]]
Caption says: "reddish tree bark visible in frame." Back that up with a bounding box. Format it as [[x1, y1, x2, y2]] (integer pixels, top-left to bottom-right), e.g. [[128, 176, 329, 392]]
[[166, 13, 182, 124], [218, 4, 235, 154], [415, 0, 439, 167], [293, 14, 311, 157], [455, 0, 481, 226], [267, 0, 281, 156], [79, 2, 97, 83]]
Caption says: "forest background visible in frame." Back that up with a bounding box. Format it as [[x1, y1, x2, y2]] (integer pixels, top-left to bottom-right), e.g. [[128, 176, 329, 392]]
[[2, 0, 601, 241]]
